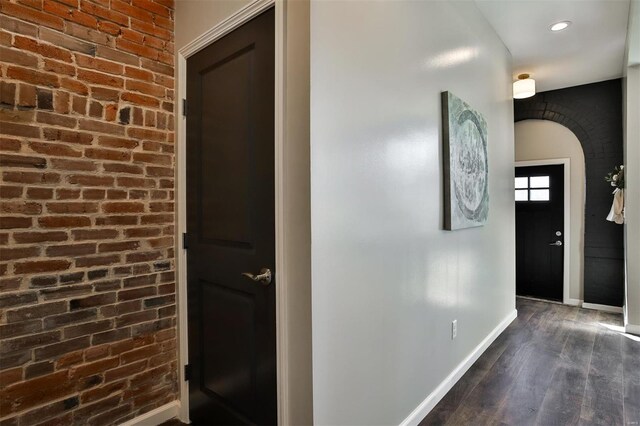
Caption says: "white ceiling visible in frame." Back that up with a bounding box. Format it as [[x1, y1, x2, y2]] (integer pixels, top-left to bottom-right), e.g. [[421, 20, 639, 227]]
[[475, 0, 631, 92]]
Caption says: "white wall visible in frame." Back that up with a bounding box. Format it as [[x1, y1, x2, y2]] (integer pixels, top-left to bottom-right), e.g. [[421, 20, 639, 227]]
[[624, 0, 640, 332], [310, 1, 515, 424], [515, 120, 586, 302], [174, 1, 313, 423]]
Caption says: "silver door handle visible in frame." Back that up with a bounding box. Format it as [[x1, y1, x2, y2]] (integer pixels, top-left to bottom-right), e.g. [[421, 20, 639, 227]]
[[548, 240, 562, 246], [241, 268, 272, 286]]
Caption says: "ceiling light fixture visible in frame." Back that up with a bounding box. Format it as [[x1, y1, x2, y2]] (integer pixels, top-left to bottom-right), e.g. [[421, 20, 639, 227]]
[[513, 74, 536, 99], [550, 21, 571, 32]]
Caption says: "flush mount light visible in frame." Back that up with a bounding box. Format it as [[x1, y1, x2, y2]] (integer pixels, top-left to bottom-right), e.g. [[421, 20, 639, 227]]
[[550, 21, 571, 32], [513, 74, 536, 99]]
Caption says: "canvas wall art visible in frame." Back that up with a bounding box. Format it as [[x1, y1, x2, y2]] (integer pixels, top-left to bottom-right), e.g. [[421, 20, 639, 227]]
[[441, 91, 489, 230]]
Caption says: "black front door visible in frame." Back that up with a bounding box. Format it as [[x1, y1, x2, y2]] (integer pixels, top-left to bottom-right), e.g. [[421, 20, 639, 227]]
[[515, 164, 564, 301], [186, 8, 276, 425]]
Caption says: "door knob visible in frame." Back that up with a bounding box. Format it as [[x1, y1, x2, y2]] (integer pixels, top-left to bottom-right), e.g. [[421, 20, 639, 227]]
[[241, 268, 272, 286], [548, 240, 562, 246]]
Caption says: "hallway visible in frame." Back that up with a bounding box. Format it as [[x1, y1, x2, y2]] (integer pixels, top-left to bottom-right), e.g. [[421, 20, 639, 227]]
[[421, 298, 640, 425]]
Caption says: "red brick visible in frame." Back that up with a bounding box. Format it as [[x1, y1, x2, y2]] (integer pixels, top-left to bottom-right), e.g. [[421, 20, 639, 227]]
[[95, 45, 138, 66], [98, 241, 140, 254], [0, 138, 21, 152], [70, 357, 119, 380], [14, 259, 71, 274], [56, 350, 84, 369], [40, 27, 95, 55], [102, 202, 145, 213], [0, 83, 21, 107], [82, 188, 106, 199], [35, 111, 78, 128], [43, 1, 98, 29], [77, 68, 124, 88], [38, 215, 91, 228], [78, 118, 125, 135], [71, 229, 119, 240], [67, 174, 114, 187], [13, 231, 67, 243], [56, 188, 81, 200], [46, 243, 96, 257], [0, 14, 38, 37], [0, 370, 72, 416], [51, 158, 97, 172], [126, 79, 165, 97], [98, 136, 139, 149], [34, 336, 90, 361], [104, 359, 146, 383], [5, 301, 67, 322], [0, 368, 23, 387], [0, 246, 40, 260], [29, 141, 82, 158], [131, 19, 171, 41], [3, 171, 60, 185], [6, 66, 59, 88], [121, 91, 160, 108], [64, 319, 112, 339], [0, 122, 40, 138], [124, 66, 153, 82], [0, 2, 65, 31], [0, 217, 32, 229], [103, 163, 143, 175], [85, 147, 130, 162], [61, 77, 89, 95], [0, 186, 23, 199], [13, 35, 73, 62], [75, 254, 120, 267], [43, 58, 76, 76], [25, 187, 53, 199]]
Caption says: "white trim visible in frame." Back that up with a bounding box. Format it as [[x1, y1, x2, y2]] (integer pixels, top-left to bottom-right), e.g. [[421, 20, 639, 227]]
[[565, 298, 583, 306], [176, 51, 189, 423], [626, 323, 640, 335], [119, 401, 179, 426], [178, 0, 275, 58], [175, 0, 287, 424], [582, 302, 624, 313], [273, 0, 290, 424], [515, 158, 572, 306], [399, 310, 518, 426]]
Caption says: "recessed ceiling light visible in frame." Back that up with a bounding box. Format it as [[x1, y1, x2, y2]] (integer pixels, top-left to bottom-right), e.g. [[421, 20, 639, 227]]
[[550, 21, 571, 32]]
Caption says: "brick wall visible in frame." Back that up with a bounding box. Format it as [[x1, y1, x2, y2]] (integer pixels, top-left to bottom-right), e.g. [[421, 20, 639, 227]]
[[0, 0, 177, 424], [515, 79, 624, 307]]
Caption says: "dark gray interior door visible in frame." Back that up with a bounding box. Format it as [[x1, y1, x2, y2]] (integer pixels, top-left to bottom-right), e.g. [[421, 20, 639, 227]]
[[515, 164, 564, 301], [186, 8, 276, 425]]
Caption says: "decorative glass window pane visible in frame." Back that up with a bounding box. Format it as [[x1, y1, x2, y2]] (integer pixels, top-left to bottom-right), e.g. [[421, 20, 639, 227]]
[[515, 177, 528, 189], [515, 190, 528, 201], [530, 176, 549, 188], [530, 189, 550, 201]]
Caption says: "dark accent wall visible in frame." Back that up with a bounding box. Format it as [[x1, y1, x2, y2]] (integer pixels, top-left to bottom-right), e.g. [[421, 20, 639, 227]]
[[514, 79, 624, 307]]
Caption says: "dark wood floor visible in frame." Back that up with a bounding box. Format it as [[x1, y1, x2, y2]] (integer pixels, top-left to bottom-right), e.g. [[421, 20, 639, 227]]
[[421, 297, 640, 426]]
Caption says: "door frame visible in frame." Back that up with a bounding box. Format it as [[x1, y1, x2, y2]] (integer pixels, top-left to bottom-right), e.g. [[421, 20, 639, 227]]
[[176, 0, 287, 422], [515, 158, 573, 306]]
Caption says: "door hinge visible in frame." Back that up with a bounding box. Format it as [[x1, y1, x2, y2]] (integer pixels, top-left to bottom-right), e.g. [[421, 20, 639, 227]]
[[184, 364, 191, 381], [182, 99, 187, 117], [182, 233, 189, 250]]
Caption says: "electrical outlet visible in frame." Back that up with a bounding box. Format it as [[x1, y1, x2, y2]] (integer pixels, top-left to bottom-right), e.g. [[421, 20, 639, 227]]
[[452, 320, 457, 340]]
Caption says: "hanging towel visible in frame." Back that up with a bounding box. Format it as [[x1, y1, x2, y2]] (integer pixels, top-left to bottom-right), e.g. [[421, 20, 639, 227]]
[[606, 188, 624, 224]]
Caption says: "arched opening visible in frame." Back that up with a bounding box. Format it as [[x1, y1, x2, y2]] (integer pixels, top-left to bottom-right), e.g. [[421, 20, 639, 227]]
[[515, 120, 586, 302]]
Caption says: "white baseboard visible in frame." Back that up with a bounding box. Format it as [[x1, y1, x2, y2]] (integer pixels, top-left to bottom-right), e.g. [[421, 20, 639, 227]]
[[565, 298, 583, 306], [119, 401, 179, 426], [581, 302, 623, 314], [399, 309, 518, 426], [626, 323, 640, 335]]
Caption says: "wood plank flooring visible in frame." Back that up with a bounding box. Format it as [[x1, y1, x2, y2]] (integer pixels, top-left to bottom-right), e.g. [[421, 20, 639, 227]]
[[421, 298, 640, 426]]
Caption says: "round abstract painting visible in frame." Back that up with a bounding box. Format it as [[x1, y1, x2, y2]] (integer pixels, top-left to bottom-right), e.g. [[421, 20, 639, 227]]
[[442, 92, 489, 230]]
